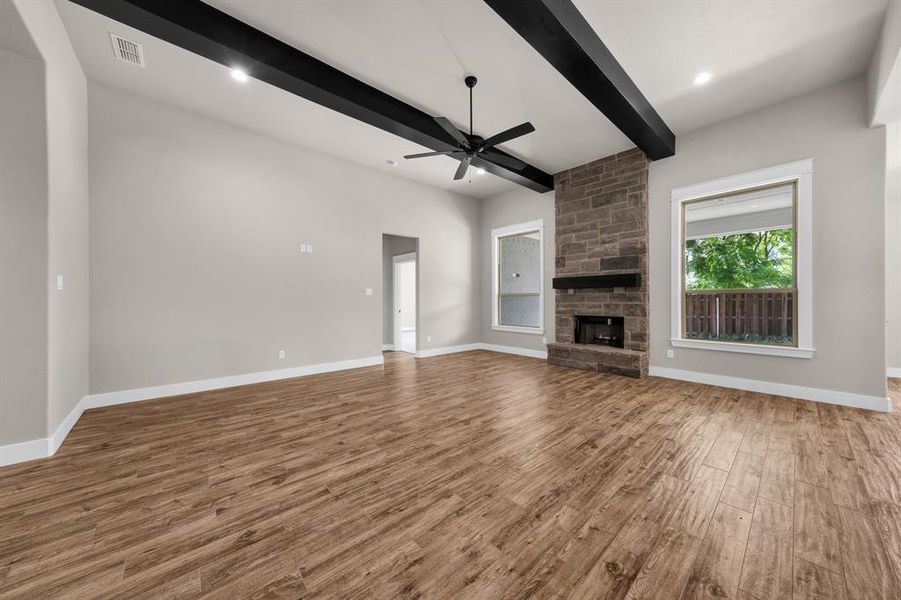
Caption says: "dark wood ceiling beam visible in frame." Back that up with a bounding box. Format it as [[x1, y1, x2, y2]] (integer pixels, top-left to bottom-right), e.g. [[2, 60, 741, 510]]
[[484, 0, 675, 160], [69, 0, 554, 192]]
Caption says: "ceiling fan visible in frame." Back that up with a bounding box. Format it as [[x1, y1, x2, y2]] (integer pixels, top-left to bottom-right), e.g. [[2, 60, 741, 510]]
[[404, 75, 535, 181]]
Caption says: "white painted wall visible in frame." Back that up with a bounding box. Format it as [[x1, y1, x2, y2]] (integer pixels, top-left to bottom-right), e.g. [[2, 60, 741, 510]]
[[88, 84, 481, 394], [649, 78, 887, 399], [480, 187, 555, 352], [886, 122, 901, 373]]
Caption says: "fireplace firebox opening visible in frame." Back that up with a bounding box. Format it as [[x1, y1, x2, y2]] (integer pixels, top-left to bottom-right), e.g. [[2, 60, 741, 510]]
[[574, 315, 625, 348]]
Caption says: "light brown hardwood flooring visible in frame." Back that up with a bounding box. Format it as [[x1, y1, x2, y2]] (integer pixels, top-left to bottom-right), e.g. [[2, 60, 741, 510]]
[[1, 351, 899, 599]]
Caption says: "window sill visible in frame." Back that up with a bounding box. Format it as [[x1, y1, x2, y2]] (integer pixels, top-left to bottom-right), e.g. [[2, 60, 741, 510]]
[[492, 325, 544, 335], [670, 338, 815, 358]]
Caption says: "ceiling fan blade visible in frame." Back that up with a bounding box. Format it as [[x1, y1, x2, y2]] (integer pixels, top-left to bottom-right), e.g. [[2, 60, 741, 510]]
[[454, 155, 473, 181], [434, 116, 470, 148], [403, 150, 466, 159], [479, 150, 526, 171], [481, 122, 535, 150]]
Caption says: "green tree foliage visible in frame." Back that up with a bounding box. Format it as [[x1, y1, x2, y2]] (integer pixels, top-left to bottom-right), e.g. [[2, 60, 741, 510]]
[[685, 228, 793, 289]]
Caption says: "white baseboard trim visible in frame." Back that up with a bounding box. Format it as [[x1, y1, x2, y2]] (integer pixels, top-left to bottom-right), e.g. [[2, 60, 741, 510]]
[[650, 366, 892, 413], [887, 367, 901, 378], [0, 395, 89, 467], [381, 344, 395, 351], [415, 342, 548, 360], [0, 354, 384, 468], [86, 355, 385, 409], [49, 396, 87, 455], [0, 437, 50, 468]]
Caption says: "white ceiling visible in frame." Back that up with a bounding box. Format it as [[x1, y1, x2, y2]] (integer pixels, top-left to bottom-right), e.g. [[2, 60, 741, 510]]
[[55, 0, 888, 199]]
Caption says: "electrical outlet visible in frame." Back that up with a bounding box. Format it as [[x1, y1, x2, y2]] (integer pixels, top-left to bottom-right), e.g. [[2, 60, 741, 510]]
[[667, 349, 674, 359], [542, 337, 547, 344], [278, 350, 286, 359], [365, 288, 373, 296], [307, 244, 313, 253], [56, 275, 64, 291], [300, 244, 308, 253]]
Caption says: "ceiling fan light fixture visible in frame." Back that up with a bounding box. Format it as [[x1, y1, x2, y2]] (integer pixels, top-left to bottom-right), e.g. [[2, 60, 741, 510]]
[[404, 76, 535, 182]]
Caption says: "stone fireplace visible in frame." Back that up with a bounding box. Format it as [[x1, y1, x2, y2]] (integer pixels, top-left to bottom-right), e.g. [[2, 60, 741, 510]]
[[547, 148, 649, 378]]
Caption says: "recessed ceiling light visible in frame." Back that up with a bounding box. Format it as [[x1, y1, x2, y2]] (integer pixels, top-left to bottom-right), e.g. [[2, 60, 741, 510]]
[[693, 71, 713, 86], [476, 168, 486, 175], [386, 159, 398, 167], [231, 68, 249, 82]]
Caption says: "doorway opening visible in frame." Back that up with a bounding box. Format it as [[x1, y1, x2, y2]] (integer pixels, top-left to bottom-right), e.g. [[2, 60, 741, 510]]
[[382, 234, 418, 354], [394, 254, 416, 353]]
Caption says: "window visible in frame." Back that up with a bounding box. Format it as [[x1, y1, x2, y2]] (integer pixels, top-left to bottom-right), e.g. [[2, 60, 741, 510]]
[[671, 160, 813, 358], [492, 220, 544, 334]]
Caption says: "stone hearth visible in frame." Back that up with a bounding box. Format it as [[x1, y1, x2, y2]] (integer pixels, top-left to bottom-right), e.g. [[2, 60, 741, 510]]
[[548, 148, 649, 377], [547, 342, 648, 378]]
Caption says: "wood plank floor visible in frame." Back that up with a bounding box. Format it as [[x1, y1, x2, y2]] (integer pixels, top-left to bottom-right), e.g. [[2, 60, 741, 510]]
[[1, 351, 899, 599]]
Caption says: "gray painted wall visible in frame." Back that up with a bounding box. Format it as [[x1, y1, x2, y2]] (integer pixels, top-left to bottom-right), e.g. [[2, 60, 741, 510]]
[[27, 0, 91, 436], [381, 234, 417, 346], [0, 0, 89, 446], [0, 46, 48, 445], [868, 0, 900, 124], [649, 78, 887, 398], [480, 187, 555, 352], [88, 84, 480, 394], [886, 122, 901, 371]]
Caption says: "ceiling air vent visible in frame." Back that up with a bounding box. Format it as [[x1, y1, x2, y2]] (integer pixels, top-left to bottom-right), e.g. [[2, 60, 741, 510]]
[[109, 33, 145, 67]]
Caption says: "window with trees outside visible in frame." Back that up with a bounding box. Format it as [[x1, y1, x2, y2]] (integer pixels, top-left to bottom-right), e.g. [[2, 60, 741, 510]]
[[671, 160, 813, 358], [684, 182, 796, 346], [492, 220, 544, 334]]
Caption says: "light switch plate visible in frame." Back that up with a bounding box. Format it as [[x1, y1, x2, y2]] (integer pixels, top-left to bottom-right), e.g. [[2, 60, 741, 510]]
[[300, 244, 308, 253], [365, 288, 373, 296], [56, 275, 64, 290], [667, 349, 674, 359], [278, 350, 286, 359]]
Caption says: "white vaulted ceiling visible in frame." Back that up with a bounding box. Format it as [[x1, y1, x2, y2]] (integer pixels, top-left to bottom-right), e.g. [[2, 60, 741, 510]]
[[56, 0, 888, 198]]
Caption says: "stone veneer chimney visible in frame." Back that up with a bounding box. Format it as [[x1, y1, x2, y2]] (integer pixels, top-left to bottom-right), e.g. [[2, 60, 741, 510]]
[[547, 148, 649, 377]]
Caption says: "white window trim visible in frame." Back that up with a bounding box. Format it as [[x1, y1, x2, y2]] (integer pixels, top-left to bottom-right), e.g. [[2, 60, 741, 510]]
[[491, 219, 544, 335], [670, 159, 814, 358]]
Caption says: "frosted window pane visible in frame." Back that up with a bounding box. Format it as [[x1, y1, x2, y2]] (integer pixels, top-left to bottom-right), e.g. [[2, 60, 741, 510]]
[[499, 234, 540, 294], [499, 295, 540, 328]]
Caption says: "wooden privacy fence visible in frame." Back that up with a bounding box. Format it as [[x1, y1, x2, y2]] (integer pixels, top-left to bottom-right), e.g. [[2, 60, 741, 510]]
[[684, 290, 794, 339]]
